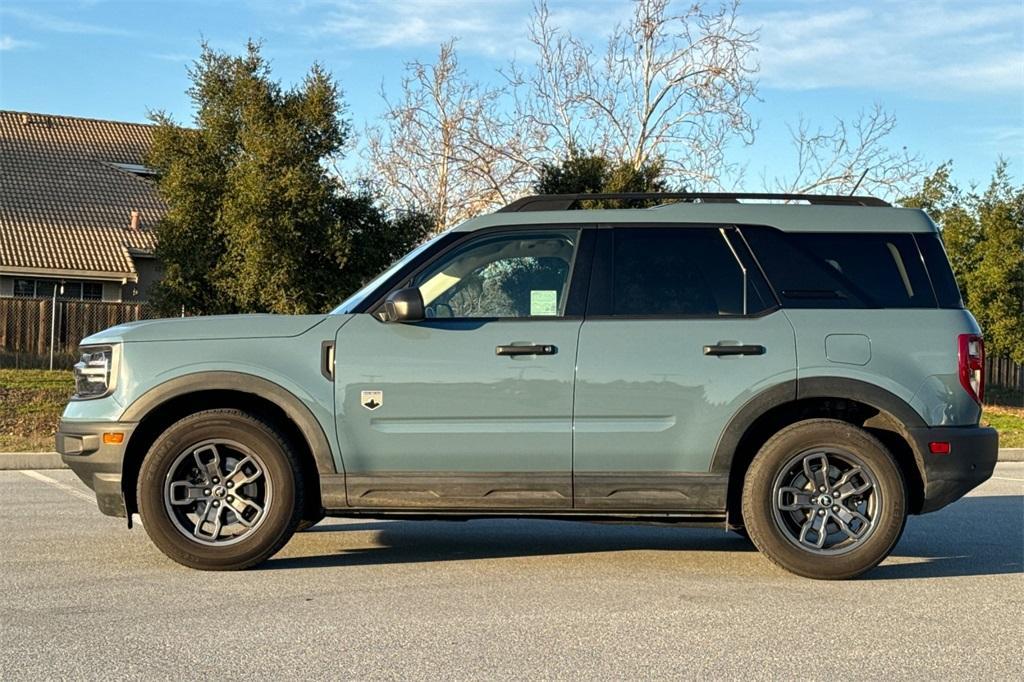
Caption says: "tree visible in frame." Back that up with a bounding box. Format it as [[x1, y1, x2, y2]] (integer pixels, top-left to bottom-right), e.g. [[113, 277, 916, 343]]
[[768, 105, 925, 201], [510, 0, 758, 188], [147, 41, 432, 315], [533, 151, 669, 195], [901, 161, 1024, 363], [366, 41, 534, 232]]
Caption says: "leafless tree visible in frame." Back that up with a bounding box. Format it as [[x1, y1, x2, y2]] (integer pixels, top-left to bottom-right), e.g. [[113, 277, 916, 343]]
[[508, 0, 759, 188], [767, 105, 925, 199], [365, 41, 535, 231]]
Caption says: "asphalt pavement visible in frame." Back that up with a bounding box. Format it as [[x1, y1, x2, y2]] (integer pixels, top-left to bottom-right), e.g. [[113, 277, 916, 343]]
[[1, 466, 1022, 680]]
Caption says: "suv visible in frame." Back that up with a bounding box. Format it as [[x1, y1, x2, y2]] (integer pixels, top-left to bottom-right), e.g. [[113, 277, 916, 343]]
[[57, 192, 998, 579]]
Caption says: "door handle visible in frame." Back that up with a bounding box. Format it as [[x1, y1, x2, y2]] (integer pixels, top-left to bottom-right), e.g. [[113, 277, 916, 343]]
[[496, 344, 557, 356], [703, 343, 766, 356]]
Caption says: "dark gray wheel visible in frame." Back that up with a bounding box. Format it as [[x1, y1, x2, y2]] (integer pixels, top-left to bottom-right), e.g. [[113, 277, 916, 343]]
[[742, 419, 906, 580], [138, 409, 304, 570]]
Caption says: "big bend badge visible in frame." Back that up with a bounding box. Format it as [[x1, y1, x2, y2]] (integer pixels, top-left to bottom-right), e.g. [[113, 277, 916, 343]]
[[360, 390, 383, 411]]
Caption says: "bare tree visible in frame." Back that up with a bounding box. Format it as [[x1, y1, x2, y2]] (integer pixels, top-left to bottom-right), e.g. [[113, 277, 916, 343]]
[[365, 41, 535, 231], [508, 0, 759, 188], [768, 105, 925, 199]]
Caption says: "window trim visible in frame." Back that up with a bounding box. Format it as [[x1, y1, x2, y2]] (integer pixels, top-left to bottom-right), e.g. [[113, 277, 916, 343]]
[[367, 225, 595, 322], [585, 223, 781, 320]]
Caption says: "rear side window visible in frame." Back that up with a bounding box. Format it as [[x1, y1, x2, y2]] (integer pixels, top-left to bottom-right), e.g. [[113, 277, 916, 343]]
[[608, 228, 772, 316], [915, 233, 964, 308], [742, 228, 937, 309]]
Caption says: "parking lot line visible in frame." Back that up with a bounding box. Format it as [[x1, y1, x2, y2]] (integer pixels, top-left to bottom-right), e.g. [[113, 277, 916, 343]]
[[20, 470, 96, 503]]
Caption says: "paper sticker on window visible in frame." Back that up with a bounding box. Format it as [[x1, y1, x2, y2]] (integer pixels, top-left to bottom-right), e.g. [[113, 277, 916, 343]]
[[530, 290, 558, 316]]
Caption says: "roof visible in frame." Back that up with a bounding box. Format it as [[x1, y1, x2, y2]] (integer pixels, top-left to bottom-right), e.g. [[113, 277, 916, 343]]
[[0, 110, 163, 281], [454, 200, 937, 234]]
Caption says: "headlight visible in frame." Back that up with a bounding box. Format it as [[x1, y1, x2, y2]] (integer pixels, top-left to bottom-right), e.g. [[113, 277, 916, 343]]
[[73, 345, 117, 399]]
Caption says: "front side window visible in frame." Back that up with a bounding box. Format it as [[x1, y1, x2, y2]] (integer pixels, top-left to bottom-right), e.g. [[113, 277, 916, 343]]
[[610, 228, 771, 316], [412, 230, 579, 318]]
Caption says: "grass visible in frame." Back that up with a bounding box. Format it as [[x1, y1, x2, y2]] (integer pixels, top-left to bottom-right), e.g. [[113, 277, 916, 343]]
[[0, 370, 74, 452], [1, 368, 1022, 451]]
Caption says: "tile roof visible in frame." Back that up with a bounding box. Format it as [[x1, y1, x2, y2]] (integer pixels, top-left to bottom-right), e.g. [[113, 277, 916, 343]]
[[0, 110, 164, 280]]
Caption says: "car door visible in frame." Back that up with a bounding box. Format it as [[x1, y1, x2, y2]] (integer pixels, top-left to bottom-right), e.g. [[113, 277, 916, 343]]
[[334, 227, 592, 509], [572, 226, 797, 511]]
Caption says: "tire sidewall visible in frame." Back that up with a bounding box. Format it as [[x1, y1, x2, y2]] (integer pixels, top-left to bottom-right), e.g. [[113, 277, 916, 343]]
[[138, 411, 301, 570], [743, 420, 907, 580]]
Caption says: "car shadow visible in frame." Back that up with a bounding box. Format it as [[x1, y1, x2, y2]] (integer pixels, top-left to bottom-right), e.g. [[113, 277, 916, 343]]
[[263, 495, 1023, 580]]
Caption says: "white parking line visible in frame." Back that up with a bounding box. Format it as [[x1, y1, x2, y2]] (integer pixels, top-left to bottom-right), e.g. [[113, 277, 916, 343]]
[[20, 470, 95, 503], [991, 476, 1024, 482]]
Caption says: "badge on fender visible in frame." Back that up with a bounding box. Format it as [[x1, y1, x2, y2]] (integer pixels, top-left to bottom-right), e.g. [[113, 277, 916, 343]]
[[360, 390, 383, 411]]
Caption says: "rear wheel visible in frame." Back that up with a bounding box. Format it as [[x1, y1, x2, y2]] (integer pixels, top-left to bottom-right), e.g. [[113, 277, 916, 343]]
[[742, 419, 906, 580], [137, 409, 304, 570]]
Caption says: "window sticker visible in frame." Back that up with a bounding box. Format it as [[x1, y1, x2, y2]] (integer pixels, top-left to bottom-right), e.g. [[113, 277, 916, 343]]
[[530, 290, 558, 316]]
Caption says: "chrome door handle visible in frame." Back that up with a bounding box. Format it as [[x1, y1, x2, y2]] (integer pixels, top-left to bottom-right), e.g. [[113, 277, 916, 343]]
[[496, 344, 557, 356]]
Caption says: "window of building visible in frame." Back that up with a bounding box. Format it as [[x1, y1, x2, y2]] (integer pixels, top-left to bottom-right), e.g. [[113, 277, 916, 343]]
[[11, 277, 108, 301]]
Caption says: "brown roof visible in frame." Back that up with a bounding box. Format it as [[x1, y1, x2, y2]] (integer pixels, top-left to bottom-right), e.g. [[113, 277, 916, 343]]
[[0, 110, 163, 281]]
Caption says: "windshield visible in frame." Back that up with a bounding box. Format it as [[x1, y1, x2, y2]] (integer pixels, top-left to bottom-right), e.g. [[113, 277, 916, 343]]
[[331, 234, 445, 314]]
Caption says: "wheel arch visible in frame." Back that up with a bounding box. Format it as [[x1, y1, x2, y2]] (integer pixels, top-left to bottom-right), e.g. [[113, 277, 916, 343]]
[[714, 378, 928, 525], [120, 372, 337, 517]]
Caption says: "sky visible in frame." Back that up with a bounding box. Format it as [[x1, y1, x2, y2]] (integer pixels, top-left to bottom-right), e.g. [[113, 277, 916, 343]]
[[1, 0, 1022, 191]]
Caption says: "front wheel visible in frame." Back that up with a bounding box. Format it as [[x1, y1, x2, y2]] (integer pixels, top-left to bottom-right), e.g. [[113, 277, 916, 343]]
[[137, 409, 304, 570], [742, 419, 907, 580]]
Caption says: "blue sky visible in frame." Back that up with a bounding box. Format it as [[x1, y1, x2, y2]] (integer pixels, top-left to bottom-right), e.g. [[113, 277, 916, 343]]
[[1, 0, 1021, 189]]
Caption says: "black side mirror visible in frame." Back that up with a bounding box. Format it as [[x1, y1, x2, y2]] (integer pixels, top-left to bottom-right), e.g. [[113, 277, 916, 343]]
[[384, 287, 425, 323]]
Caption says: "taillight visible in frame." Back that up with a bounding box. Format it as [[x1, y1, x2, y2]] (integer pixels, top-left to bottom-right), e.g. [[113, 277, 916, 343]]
[[958, 334, 985, 404]]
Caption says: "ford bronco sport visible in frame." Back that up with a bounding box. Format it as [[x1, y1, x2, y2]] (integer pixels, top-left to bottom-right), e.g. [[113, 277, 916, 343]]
[[57, 192, 999, 579]]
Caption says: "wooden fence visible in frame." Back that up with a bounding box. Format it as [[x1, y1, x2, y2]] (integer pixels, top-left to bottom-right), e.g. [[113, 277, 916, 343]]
[[0, 297, 158, 369], [985, 354, 1024, 393]]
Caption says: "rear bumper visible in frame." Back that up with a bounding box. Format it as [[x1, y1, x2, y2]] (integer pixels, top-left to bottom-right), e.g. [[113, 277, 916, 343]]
[[56, 420, 136, 518], [907, 425, 998, 513]]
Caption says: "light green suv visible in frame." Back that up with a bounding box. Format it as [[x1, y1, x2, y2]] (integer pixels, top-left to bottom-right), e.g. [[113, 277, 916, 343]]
[[58, 192, 998, 579]]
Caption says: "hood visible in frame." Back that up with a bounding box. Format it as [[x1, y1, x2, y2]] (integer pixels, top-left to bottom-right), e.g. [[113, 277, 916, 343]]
[[81, 314, 330, 344]]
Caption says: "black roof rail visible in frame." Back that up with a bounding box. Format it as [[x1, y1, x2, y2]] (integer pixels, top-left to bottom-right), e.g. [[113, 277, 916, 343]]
[[498, 192, 891, 212]]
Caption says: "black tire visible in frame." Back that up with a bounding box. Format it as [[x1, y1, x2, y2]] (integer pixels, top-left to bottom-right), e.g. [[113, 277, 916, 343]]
[[137, 409, 304, 570], [741, 419, 906, 580]]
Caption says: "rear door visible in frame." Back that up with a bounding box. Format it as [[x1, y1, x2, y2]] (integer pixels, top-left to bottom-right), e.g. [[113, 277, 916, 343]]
[[572, 226, 797, 511], [334, 227, 592, 509]]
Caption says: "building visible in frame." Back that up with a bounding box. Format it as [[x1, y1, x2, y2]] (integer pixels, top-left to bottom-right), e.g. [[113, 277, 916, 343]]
[[0, 110, 163, 302]]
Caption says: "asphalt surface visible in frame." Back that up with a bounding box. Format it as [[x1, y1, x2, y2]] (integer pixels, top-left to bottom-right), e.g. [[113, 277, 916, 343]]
[[1, 467, 1022, 680]]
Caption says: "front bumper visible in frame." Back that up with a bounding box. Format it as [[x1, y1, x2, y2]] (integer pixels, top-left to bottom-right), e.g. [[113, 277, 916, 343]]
[[56, 420, 137, 517], [907, 425, 999, 513]]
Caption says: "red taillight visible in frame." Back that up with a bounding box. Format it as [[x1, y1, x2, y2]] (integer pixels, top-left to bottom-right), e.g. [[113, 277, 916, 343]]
[[929, 441, 951, 455], [958, 333, 985, 404]]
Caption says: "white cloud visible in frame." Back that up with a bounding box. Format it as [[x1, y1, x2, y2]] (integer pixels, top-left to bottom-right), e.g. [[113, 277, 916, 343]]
[[0, 34, 35, 51], [748, 0, 1024, 95], [0, 6, 132, 36]]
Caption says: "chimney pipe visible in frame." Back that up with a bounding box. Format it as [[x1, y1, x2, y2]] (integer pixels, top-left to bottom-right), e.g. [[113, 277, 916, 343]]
[[129, 210, 140, 230]]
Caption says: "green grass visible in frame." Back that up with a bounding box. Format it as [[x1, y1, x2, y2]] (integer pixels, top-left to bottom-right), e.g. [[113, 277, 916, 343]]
[[0, 370, 74, 452], [982, 407, 1024, 448]]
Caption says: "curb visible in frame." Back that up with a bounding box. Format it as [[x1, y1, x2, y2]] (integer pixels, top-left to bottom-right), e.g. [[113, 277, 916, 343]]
[[0, 452, 65, 470], [2, 449, 1023, 471]]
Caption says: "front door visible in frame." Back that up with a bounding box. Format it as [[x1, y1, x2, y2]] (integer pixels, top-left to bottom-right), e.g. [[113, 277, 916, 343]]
[[572, 226, 797, 511], [335, 228, 588, 509]]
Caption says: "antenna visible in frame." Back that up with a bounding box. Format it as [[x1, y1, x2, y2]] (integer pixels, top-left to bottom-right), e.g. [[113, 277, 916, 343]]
[[850, 169, 869, 195]]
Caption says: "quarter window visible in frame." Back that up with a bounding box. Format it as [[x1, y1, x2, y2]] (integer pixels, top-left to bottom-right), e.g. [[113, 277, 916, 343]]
[[743, 229, 937, 308], [411, 231, 579, 318]]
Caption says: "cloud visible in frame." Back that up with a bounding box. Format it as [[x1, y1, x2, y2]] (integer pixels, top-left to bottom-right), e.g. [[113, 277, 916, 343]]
[[0, 34, 35, 51], [748, 0, 1024, 95], [0, 6, 132, 36]]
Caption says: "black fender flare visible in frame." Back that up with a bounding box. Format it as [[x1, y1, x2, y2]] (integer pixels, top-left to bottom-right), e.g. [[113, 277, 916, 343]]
[[121, 371, 338, 476], [710, 377, 927, 474]]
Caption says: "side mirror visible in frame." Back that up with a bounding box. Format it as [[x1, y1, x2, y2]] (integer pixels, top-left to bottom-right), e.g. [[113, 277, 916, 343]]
[[384, 287, 425, 323]]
